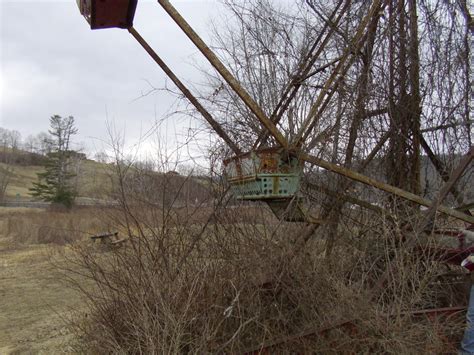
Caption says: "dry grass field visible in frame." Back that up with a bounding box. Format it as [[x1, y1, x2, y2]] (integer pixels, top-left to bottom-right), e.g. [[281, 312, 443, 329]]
[[0, 244, 78, 353], [0, 207, 108, 354]]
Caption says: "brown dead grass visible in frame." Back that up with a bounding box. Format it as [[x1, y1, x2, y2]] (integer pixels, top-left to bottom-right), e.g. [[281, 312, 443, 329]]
[[0, 207, 112, 353], [1, 207, 114, 246], [0, 244, 81, 354]]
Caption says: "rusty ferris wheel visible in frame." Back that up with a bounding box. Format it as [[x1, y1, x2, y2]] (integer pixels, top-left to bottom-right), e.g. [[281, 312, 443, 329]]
[[75, 0, 473, 233]]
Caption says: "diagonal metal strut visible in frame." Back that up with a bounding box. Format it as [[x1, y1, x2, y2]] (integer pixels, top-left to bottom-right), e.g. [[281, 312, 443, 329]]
[[253, 0, 350, 149], [154, 0, 473, 224], [292, 0, 384, 148], [301, 151, 474, 224], [157, 0, 288, 148], [128, 27, 241, 155]]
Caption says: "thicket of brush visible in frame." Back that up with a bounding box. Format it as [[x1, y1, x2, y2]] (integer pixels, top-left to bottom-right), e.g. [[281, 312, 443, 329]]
[[60, 165, 469, 353]]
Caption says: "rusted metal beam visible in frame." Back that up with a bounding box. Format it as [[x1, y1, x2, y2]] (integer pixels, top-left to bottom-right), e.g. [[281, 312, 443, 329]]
[[457, 202, 474, 212], [77, 0, 138, 30], [155, 0, 473, 225], [421, 120, 474, 133], [292, 0, 384, 148], [157, 0, 288, 148], [243, 306, 466, 354], [417, 146, 474, 231], [253, 0, 349, 149], [128, 27, 241, 155], [419, 133, 467, 207], [305, 181, 387, 215], [301, 152, 474, 224]]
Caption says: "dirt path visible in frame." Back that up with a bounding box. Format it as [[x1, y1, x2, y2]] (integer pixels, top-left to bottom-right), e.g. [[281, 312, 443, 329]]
[[0, 245, 82, 354]]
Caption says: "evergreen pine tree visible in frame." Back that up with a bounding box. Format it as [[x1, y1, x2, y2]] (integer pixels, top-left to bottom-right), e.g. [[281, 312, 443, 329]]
[[30, 115, 79, 208]]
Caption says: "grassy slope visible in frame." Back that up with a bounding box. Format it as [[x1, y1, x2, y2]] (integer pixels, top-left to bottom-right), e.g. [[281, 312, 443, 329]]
[[75, 159, 113, 200], [2, 159, 112, 200], [3, 158, 211, 202], [1, 163, 43, 199]]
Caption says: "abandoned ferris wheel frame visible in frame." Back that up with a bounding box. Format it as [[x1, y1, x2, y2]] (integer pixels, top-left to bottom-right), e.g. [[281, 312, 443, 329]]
[[76, 0, 473, 229]]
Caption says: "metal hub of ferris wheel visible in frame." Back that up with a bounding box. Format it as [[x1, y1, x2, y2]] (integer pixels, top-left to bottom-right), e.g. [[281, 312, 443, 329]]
[[76, 0, 473, 229]]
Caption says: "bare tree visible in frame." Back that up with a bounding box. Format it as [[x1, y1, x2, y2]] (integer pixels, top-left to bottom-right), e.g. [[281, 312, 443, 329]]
[[0, 165, 13, 202], [192, 0, 473, 254]]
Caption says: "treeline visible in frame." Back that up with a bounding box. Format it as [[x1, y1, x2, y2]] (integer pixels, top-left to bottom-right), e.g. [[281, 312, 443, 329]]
[[0, 127, 85, 166]]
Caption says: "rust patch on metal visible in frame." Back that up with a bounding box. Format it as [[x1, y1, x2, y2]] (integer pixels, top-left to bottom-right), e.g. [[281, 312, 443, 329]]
[[259, 154, 278, 173]]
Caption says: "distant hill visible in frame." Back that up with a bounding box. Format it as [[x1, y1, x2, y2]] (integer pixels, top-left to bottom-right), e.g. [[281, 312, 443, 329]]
[[120, 170, 213, 207], [1, 158, 113, 201], [0, 149, 213, 205]]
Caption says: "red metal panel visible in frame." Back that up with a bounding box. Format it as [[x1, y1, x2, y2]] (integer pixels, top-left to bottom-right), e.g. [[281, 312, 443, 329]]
[[78, 0, 138, 30]]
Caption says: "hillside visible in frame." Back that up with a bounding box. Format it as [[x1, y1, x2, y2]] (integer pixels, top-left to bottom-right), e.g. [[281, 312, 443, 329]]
[[1, 158, 113, 201], [1, 152, 212, 205]]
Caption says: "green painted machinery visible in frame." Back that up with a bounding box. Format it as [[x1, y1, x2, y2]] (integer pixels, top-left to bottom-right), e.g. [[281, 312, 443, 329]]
[[223, 148, 302, 200], [224, 148, 316, 222]]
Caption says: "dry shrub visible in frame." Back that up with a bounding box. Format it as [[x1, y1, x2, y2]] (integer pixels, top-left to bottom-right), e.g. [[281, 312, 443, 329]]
[[67, 220, 352, 352], [63, 176, 468, 353]]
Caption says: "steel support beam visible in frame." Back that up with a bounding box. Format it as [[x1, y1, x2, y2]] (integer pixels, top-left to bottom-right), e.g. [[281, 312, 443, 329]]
[[157, 0, 288, 148], [293, 0, 383, 148], [128, 27, 241, 155], [417, 146, 474, 231], [155, 0, 473, 224], [253, 0, 349, 149], [301, 152, 474, 224]]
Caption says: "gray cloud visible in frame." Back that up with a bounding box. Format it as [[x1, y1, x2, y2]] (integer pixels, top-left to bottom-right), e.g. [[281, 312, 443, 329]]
[[1, 0, 221, 162]]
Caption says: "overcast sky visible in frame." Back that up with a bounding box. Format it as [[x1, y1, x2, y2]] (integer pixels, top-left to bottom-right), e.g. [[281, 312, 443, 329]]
[[1, 0, 224, 165]]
